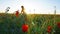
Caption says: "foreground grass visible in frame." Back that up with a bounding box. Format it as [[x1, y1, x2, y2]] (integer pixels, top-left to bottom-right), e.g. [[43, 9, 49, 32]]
[[0, 13, 60, 34]]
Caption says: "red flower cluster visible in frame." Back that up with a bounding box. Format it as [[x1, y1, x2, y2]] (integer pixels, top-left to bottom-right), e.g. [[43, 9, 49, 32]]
[[15, 10, 19, 17], [47, 26, 52, 33], [22, 24, 29, 32], [57, 22, 60, 28]]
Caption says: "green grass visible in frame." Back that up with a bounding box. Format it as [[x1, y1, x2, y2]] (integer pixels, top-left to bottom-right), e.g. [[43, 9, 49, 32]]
[[0, 13, 60, 34]]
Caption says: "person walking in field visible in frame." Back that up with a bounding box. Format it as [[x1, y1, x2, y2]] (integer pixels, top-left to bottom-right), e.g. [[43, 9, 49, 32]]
[[21, 6, 25, 14]]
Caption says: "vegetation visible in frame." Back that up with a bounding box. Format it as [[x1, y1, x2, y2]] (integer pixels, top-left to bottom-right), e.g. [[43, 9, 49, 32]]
[[0, 13, 60, 34]]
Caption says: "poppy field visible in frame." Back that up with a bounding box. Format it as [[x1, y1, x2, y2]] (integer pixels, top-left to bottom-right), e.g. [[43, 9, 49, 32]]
[[0, 13, 60, 34]]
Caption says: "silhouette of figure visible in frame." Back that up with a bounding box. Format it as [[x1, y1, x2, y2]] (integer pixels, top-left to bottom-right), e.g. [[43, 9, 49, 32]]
[[21, 6, 25, 14]]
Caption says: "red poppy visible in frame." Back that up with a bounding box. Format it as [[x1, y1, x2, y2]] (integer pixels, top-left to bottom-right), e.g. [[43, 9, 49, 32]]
[[22, 24, 28, 32], [47, 29, 51, 33], [47, 26, 52, 33], [47, 26, 51, 30], [15, 10, 19, 17], [57, 22, 60, 28]]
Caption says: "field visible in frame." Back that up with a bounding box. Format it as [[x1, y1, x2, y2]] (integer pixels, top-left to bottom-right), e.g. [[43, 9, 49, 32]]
[[0, 13, 60, 34]]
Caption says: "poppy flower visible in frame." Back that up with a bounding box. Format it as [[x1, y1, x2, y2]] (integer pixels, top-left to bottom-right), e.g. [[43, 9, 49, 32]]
[[57, 22, 60, 28], [47, 29, 51, 33], [47, 26, 51, 30], [15, 10, 19, 17], [22, 24, 28, 32], [47, 26, 52, 33]]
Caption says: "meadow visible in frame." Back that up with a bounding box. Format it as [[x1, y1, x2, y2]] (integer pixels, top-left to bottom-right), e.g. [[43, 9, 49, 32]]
[[0, 13, 60, 34]]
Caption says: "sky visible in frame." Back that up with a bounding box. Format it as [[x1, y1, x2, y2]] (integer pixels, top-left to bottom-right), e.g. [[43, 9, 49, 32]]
[[0, 0, 60, 14]]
